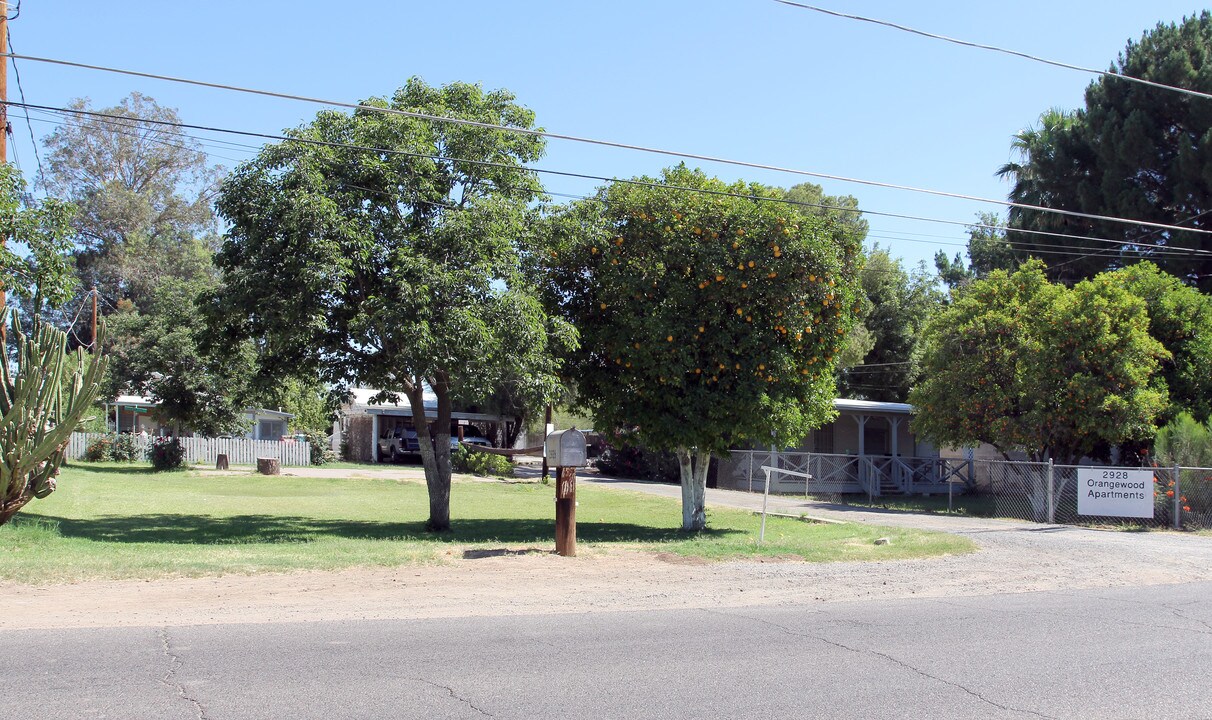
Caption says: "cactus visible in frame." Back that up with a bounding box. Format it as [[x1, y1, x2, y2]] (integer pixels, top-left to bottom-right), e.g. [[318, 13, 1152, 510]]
[[0, 312, 107, 526]]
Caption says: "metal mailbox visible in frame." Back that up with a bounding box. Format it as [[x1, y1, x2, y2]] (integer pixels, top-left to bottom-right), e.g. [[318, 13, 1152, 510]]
[[544, 428, 587, 468]]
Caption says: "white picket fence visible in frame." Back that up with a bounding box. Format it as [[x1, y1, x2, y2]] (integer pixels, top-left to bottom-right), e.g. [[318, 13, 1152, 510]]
[[65, 432, 313, 467]]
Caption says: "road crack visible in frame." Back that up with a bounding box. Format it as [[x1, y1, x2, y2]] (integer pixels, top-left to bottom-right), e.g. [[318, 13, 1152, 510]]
[[421, 678, 494, 717], [706, 609, 1057, 720], [158, 627, 208, 720]]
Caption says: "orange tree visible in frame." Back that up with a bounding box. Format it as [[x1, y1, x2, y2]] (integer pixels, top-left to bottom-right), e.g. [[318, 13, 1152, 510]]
[[910, 260, 1169, 464], [543, 166, 863, 530]]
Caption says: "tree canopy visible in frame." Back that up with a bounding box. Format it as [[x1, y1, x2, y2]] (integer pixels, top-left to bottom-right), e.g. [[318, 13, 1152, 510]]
[[214, 78, 567, 531], [837, 246, 941, 403], [1104, 262, 1212, 423], [545, 165, 863, 529], [998, 13, 1212, 289], [910, 261, 1168, 463], [0, 166, 77, 313], [934, 212, 1018, 291]]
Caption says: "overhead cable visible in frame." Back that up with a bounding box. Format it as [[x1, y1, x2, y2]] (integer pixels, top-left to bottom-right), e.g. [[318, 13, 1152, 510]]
[[7, 52, 1212, 239], [16, 100, 1212, 259], [771, 1, 1212, 103]]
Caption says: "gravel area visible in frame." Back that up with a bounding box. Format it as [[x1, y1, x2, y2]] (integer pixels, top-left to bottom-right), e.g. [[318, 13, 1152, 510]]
[[3, 471, 1209, 631]]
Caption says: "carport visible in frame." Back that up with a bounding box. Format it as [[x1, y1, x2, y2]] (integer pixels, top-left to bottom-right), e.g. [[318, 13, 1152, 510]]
[[366, 407, 507, 463]]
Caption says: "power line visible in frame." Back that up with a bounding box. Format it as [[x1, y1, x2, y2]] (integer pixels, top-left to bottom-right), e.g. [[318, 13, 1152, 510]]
[[771, 1, 1212, 103], [13, 100, 1211, 261], [7, 37, 42, 181], [22, 107, 253, 164], [7, 52, 1212, 240]]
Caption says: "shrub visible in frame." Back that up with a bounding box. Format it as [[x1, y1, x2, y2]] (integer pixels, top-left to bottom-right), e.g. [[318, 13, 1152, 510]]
[[302, 429, 336, 466], [1154, 413, 1212, 469], [594, 437, 680, 483], [452, 445, 513, 477], [147, 437, 185, 471], [83, 434, 141, 462], [84, 437, 112, 462], [110, 433, 140, 462]]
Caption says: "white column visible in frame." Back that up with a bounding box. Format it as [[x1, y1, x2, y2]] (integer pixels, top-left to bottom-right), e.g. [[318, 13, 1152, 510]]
[[889, 417, 901, 457], [371, 413, 380, 463], [854, 414, 868, 457]]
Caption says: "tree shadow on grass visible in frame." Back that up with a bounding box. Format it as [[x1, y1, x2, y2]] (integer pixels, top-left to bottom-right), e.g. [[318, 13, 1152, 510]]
[[61, 463, 161, 476], [20, 513, 741, 545]]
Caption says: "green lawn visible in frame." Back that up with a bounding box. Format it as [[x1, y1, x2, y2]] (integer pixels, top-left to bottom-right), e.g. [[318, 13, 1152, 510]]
[[0, 463, 974, 584], [821, 493, 1000, 517]]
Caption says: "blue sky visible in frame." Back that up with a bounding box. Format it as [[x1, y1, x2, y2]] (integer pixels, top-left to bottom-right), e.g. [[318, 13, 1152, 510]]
[[8, 1, 1205, 270]]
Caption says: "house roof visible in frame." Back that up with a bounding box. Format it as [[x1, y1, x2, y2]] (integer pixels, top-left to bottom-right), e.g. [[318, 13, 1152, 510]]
[[833, 398, 914, 415], [111, 395, 295, 419], [347, 387, 504, 422]]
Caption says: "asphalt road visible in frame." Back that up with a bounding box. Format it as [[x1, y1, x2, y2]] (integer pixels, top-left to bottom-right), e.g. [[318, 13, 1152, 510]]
[[5, 581, 1210, 720]]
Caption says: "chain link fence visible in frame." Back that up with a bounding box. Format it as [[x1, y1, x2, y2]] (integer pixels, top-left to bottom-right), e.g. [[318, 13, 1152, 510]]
[[980, 460, 1212, 530]]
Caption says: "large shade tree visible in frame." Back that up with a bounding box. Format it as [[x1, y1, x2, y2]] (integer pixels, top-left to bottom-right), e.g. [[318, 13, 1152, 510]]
[[910, 261, 1168, 463], [837, 246, 941, 403], [214, 78, 567, 531], [545, 166, 863, 529], [998, 13, 1212, 289], [40, 93, 220, 329]]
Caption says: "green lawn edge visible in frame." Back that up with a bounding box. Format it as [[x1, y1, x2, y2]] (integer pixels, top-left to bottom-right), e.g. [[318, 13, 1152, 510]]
[[0, 463, 975, 584]]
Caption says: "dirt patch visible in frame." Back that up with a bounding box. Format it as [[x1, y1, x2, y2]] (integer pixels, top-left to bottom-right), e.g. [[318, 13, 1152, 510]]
[[4, 520, 1211, 632]]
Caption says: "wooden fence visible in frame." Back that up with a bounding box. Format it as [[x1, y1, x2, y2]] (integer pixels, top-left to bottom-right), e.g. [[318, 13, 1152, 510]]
[[65, 433, 313, 467]]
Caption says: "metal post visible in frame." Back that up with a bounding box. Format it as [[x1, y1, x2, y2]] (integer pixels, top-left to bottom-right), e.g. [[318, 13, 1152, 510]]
[[747, 451, 754, 493], [759, 466, 772, 543], [370, 413, 379, 463], [1046, 459, 1055, 524], [1173, 464, 1182, 530], [948, 475, 954, 513], [541, 405, 552, 484]]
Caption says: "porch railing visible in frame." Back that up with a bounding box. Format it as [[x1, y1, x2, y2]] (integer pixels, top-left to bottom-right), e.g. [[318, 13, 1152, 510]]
[[729, 450, 973, 497]]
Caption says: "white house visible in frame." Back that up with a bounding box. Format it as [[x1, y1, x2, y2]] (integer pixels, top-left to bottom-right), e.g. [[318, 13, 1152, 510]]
[[107, 395, 295, 440], [718, 398, 973, 497]]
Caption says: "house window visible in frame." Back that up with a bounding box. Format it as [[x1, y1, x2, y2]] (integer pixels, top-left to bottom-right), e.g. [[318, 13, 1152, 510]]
[[812, 425, 834, 454], [259, 420, 285, 440]]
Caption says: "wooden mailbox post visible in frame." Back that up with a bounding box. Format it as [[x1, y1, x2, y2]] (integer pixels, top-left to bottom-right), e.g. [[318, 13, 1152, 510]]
[[545, 428, 587, 557]]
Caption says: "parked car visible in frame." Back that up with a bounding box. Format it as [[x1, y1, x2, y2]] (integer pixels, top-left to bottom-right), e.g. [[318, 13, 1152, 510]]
[[378, 427, 419, 461], [452, 430, 491, 449]]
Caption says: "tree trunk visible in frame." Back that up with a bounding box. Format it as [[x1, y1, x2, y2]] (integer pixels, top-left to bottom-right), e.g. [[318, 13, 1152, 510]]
[[256, 458, 280, 475], [408, 376, 454, 532], [676, 447, 710, 531]]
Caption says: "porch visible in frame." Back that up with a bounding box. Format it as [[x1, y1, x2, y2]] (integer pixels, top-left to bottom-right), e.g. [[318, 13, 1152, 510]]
[[723, 449, 974, 498], [718, 399, 974, 497]]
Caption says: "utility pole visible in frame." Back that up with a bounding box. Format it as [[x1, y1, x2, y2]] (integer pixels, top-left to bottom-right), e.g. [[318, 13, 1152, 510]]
[[0, 0, 8, 348]]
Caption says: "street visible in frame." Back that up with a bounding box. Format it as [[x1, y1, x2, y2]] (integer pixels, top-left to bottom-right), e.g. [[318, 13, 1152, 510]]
[[4, 581, 1210, 720]]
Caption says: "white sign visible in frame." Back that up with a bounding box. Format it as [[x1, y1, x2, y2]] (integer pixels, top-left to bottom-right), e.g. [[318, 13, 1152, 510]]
[[1077, 468, 1154, 518]]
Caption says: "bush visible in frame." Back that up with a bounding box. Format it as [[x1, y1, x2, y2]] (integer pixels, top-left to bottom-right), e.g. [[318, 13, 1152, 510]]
[[451, 445, 514, 477], [111, 434, 140, 462], [147, 437, 185, 471], [83, 437, 111, 462], [594, 437, 680, 483], [83, 434, 141, 462], [302, 429, 336, 466], [1154, 413, 1212, 468]]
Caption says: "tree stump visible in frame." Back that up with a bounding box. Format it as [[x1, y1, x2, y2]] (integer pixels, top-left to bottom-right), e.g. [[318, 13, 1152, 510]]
[[256, 457, 281, 475], [216, 454, 229, 471]]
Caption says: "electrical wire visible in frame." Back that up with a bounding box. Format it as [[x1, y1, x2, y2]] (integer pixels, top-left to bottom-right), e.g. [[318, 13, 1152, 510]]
[[13, 100, 1211, 261], [7, 36, 43, 181], [7, 52, 1212, 240], [771, 1, 1212, 103]]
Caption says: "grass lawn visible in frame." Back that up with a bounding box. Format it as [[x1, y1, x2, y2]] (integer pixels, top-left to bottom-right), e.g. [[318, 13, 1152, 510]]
[[0, 463, 974, 584], [822, 493, 1000, 517]]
